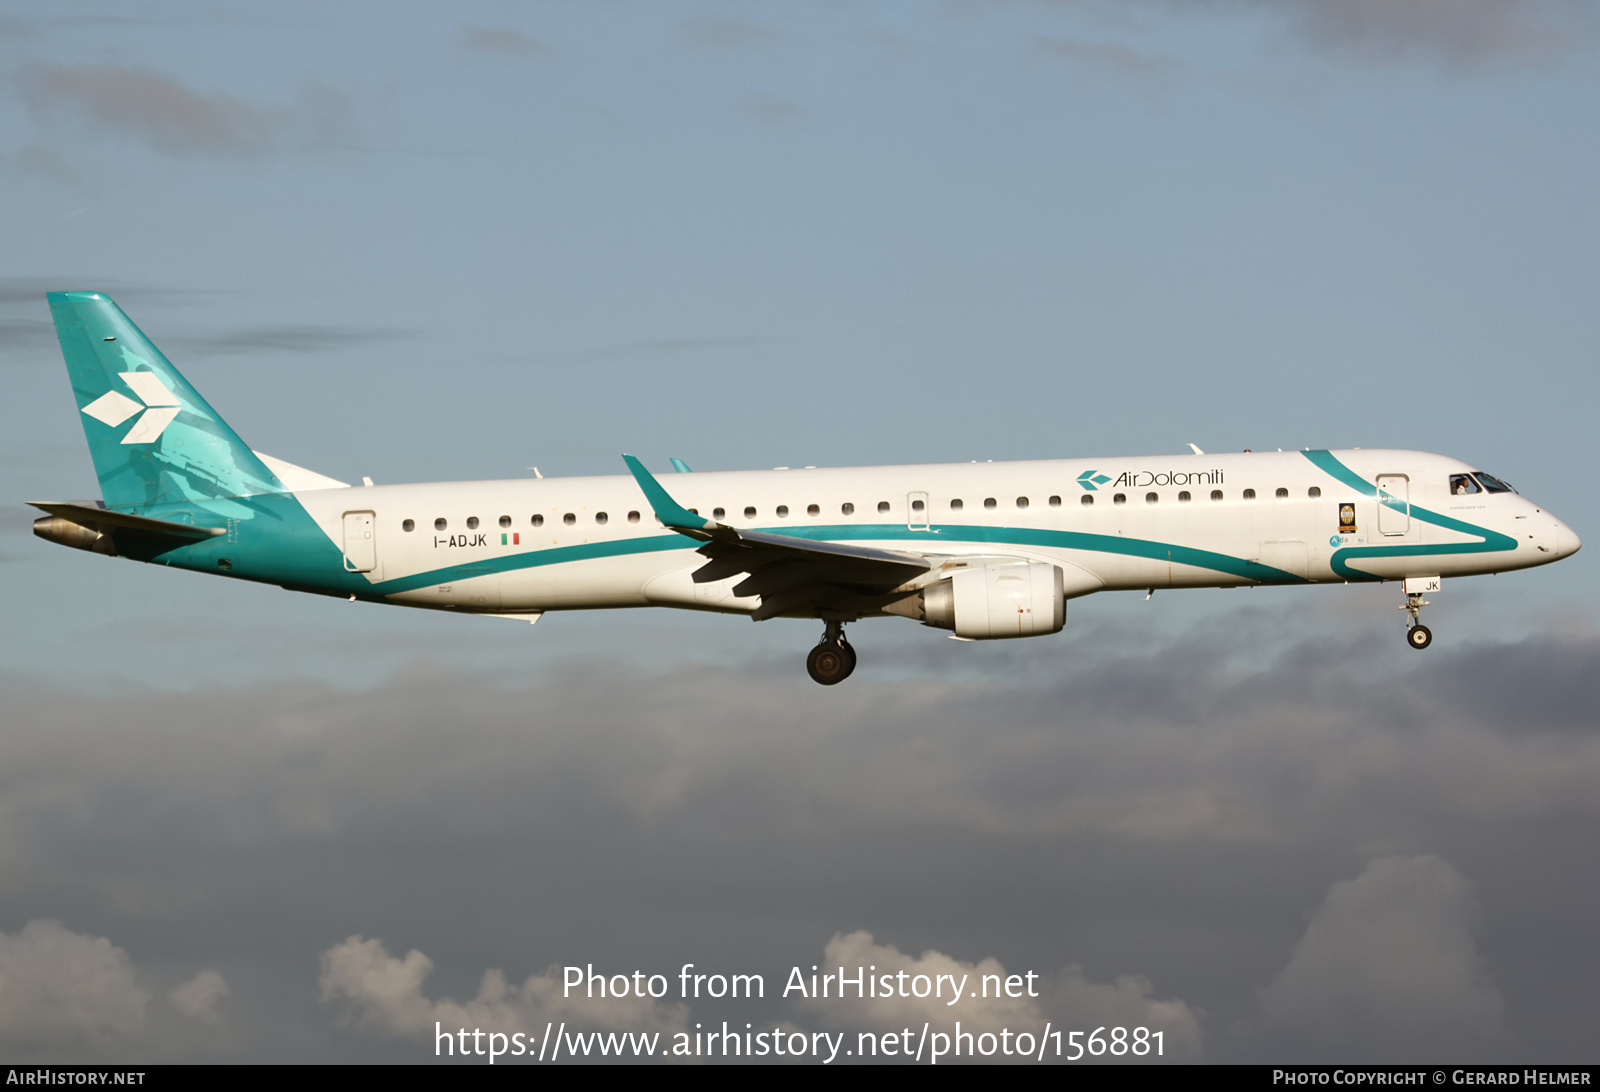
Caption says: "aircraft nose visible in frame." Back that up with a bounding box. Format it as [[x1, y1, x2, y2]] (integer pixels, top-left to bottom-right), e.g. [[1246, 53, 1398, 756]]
[[1555, 518, 1581, 559]]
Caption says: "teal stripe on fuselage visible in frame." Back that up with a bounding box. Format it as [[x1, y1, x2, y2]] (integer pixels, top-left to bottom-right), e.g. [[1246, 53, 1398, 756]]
[[368, 521, 1307, 595], [102, 450, 1524, 601], [1300, 450, 1518, 580], [112, 492, 375, 595]]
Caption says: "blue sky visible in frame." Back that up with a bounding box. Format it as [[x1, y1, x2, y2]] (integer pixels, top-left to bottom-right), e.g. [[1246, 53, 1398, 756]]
[[1, 0, 1597, 1064]]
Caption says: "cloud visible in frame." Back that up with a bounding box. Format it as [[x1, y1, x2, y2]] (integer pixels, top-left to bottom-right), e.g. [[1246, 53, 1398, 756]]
[[19, 64, 356, 157], [1274, 0, 1598, 72], [799, 930, 1042, 1033], [1012, 0, 1596, 73], [319, 936, 690, 1050], [678, 15, 789, 51], [1050, 967, 1203, 1058], [1034, 35, 1186, 78], [165, 325, 416, 357], [1260, 856, 1505, 1055], [0, 145, 80, 186], [458, 24, 556, 59], [168, 970, 228, 1025], [0, 920, 149, 1051], [2, 619, 1598, 1060], [799, 931, 1202, 1059]]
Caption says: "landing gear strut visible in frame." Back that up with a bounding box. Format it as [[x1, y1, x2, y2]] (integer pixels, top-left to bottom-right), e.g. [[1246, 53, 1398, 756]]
[[1401, 592, 1432, 650], [806, 619, 857, 685]]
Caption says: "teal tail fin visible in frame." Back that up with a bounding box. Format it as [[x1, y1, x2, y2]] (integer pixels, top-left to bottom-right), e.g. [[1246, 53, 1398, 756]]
[[48, 291, 284, 513]]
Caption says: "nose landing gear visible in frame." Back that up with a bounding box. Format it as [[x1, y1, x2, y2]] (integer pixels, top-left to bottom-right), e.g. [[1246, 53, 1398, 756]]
[[1401, 591, 1432, 650], [806, 619, 857, 685]]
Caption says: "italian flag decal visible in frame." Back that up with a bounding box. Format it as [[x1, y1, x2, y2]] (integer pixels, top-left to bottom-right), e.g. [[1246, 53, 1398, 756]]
[[502, 533, 520, 545]]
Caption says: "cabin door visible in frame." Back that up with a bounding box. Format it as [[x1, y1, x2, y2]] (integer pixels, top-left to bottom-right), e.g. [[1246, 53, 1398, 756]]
[[342, 510, 377, 572], [1376, 475, 1410, 537]]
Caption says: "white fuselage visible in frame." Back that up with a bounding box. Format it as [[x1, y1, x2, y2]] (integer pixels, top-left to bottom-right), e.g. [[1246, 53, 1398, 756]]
[[292, 449, 1577, 618]]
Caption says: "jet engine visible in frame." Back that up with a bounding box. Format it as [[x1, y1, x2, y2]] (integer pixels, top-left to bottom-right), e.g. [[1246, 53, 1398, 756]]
[[916, 561, 1066, 639]]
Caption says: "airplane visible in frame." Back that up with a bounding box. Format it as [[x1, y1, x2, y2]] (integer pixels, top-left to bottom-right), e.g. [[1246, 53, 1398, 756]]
[[30, 292, 1582, 685]]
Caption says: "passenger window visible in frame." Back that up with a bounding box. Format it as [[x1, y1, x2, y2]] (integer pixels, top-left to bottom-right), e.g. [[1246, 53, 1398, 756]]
[[983, 498, 997, 510], [776, 506, 789, 518], [1178, 491, 1191, 503], [466, 516, 479, 530], [1081, 495, 1093, 507], [563, 513, 576, 526], [1146, 492, 1158, 505], [808, 504, 819, 516], [1274, 488, 1288, 500], [1016, 497, 1029, 509], [498, 515, 511, 528], [627, 511, 640, 523], [1308, 487, 1321, 499], [531, 514, 544, 527], [950, 499, 963, 511], [1048, 495, 1061, 507], [402, 519, 415, 532], [595, 512, 608, 525], [435, 518, 447, 531], [1113, 493, 1126, 505], [841, 503, 855, 515], [1210, 490, 1223, 502], [877, 501, 890, 514], [745, 506, 757, 519], [713, 508, 726, 519], [1243, 489, 1256, 501], [912, 499, 925, 513], [1450, 474, 1481, 495]]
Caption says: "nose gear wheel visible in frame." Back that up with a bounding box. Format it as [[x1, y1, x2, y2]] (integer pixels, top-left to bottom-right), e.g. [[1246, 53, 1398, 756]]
[[1401, 592, 1433, 650]]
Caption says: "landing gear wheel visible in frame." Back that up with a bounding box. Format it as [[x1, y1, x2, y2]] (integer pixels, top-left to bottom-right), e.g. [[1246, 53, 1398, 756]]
[[1407, 624, 1433, 650], [807, 642, 855, 685], [838, 639, 857, 676]]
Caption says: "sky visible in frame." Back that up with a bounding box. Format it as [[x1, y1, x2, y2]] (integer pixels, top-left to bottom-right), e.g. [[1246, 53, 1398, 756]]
[[0, 0, 1597, 1065]]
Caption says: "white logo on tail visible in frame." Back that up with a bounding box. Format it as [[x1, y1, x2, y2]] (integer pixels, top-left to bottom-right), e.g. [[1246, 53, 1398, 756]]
[[80, 372, 182, 444]]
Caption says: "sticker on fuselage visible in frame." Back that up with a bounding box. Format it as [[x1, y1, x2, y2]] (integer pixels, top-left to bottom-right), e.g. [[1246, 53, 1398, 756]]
[[1338, 503, 1357, 534]]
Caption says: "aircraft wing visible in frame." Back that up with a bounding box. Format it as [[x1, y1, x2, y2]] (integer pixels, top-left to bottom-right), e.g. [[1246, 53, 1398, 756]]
[[623, 455, 932, 620]]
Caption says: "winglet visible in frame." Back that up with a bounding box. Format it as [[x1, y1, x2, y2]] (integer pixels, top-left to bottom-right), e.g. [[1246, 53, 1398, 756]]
[[622, 455, 712, 532], [669, 457, 692, 473]]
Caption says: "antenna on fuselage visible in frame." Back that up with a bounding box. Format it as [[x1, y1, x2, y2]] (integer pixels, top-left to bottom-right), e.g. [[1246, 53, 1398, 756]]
[[1187, 444, 1204, 455]]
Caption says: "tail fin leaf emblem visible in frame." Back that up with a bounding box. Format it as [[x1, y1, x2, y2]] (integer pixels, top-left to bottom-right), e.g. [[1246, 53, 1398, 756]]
[[81, 371, 184, 444]]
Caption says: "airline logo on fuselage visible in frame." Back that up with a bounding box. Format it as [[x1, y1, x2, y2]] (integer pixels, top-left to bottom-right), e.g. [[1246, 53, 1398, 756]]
[[1078, 468, 1225, 491]]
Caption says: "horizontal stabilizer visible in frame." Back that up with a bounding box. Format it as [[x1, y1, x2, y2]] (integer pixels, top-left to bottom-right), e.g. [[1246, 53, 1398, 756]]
[[28, 501, 224, 541]]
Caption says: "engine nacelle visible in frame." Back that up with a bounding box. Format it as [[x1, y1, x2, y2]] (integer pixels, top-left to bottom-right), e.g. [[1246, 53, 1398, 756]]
[[921, 562, 1065, 639], [33, 515, 118, 556]]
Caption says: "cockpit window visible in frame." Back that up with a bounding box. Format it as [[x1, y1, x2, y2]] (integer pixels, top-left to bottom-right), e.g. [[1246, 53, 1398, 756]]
[[1475, 472, 1517, 494], [1449, 474, 1481, 495]]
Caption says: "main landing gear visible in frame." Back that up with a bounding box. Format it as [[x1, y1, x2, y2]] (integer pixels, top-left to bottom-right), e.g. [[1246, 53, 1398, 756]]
[[806, 619, 857, 685], [1401, 591, 1432, 650]]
